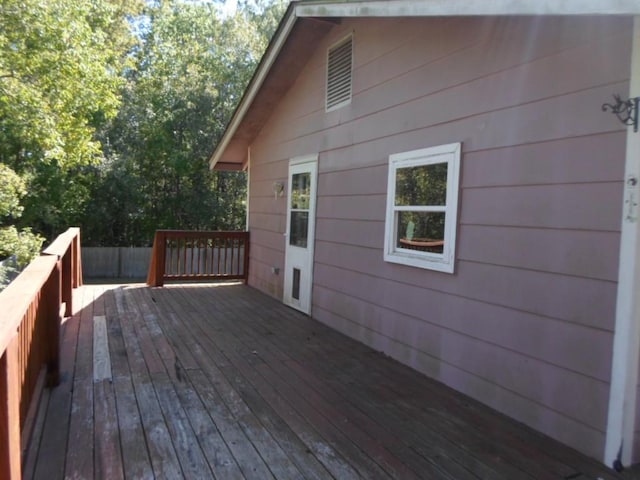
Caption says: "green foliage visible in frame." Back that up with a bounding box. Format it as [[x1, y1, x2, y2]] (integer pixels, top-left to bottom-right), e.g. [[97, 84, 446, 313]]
[[0, 0, 143, 243], [0, 0, 142, 169], [395, 163, 448, 243], [82, 0, 286, 246], [0, 164, 43, 272], [0, 226, 44, 266], [0, 164, 26, 219], [0, 0, 286, 251]]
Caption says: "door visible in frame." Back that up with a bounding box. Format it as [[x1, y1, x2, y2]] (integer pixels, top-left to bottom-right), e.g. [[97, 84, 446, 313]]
[[283, 155, 318, 314]]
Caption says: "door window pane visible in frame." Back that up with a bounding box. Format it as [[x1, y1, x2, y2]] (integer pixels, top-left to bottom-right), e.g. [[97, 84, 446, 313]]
[[290, 211, 309, 247], [291, 173, 311, 209]]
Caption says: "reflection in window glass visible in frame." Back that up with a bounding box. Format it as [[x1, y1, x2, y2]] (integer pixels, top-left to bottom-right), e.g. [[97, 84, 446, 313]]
[[290, 211, 308, 247], [291, 173, 311, 209], [396, 211, 445, 253], [395, 163, 447, 206], [384, 143, 461, 273]]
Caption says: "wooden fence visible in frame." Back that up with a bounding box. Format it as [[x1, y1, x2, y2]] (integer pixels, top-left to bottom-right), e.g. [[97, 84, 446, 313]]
[[0, 227, 82, 479], [82, 247, 151, 279], [147, 230, 249, 287]]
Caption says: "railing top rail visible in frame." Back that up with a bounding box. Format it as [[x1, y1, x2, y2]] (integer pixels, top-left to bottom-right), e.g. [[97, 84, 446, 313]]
[[0, 255, 58, 357], [158, 230, 249, 239], [42, 227, 80, 258]]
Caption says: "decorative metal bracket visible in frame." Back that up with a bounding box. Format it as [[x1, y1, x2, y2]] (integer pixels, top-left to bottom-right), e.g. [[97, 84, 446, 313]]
[[602, 94, 640, 132]]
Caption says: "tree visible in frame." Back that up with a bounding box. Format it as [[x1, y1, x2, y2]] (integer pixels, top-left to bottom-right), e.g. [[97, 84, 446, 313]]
[[0, 164, 44, 288], [0, 0, 287, 252], [84, 0, 286, 246], [0, 0, 143, 237]]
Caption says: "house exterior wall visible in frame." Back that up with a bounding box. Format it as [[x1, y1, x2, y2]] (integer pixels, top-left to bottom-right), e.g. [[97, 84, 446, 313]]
[[246, 15, 633, 460]]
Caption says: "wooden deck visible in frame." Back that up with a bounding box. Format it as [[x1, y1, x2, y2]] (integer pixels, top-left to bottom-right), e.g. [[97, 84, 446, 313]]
[[23, 282, 634, 479]]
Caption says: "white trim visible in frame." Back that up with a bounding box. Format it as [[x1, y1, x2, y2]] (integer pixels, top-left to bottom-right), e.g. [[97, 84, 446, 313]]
[[605, 16, 640, 469], [283, 154, 318, 315], [246, 146, 251, 232], [208, 8, 297, 169], [383, 143, 461, 274], [296, 0, 640, 17], [289, 153, 319, 167]]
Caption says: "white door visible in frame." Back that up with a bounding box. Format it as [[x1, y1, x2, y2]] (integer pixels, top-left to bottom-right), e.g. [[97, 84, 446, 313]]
[[283, 155, 318, 314]]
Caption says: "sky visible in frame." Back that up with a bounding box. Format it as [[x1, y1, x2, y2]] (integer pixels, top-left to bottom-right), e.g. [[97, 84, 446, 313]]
[[220, 0, 238, 16]]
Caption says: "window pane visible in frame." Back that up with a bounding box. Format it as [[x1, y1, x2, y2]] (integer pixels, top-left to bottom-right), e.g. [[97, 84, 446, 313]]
[[395, 162, 447, 206], [291, 173, 311, 210], [396, 211, 445, 254], [290, 211, 308, 247]]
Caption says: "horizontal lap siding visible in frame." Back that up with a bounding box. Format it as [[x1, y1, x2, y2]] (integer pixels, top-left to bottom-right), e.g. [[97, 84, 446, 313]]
[[247, 15, 632, 461]]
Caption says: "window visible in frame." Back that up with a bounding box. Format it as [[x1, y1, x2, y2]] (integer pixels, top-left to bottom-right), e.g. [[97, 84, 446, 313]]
[[326, 35, 353, 111], [384, 143, 461, 273]]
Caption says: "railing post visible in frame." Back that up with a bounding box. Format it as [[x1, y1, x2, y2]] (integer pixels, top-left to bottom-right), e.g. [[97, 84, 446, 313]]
[[243, 232, 250, 284], [0, 336, 22, 480], [61, 249, 72, 318], [47, 262, 62, 387], [147, 231, 167, 287], [147, 235, 156, 286], [157, 231, 166, 286], [72, 230, 83, 288]]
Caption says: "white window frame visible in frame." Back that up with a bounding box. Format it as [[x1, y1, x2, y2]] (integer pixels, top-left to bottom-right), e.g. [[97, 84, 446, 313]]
[[384, 143, 461, 273], [326, 34, 353, 112]]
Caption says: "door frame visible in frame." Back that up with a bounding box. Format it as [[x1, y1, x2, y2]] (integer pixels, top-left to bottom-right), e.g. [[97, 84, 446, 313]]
[[283, 154, 318, 315]]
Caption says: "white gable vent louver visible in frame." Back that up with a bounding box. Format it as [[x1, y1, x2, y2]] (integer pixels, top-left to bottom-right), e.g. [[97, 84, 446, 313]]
[[326, 35, 353, 111]]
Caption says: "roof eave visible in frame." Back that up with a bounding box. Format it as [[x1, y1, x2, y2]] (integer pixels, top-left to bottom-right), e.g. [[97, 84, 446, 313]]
[[209, 0, 640, 170], [209, 4, 299, 170]]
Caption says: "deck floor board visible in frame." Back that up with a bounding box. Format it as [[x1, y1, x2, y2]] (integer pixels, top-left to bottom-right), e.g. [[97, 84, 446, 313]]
[[26, 283, 635, 479]]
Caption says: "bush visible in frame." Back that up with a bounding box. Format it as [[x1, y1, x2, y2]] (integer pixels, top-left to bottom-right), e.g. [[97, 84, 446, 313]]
[[0, 226, 44, 267]]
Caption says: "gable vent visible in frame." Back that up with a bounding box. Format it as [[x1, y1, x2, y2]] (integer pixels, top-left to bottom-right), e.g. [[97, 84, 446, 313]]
[[326, 36, 353, 111]]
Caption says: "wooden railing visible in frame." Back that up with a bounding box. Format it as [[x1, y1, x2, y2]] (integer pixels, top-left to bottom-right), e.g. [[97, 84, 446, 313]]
[[0, 227, 82, 479], [147, 230, 249, 287]]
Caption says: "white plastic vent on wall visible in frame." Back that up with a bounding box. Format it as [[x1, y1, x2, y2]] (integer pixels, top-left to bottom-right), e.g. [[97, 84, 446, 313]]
[[326, 36, 353, 111]]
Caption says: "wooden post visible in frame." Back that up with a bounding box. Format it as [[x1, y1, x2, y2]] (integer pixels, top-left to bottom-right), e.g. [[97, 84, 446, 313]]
[[0, 336, 22, 480], [157, 231, 166, 287], [243, 232, 250, 284], [62, 250, 72, 318], [146, 234, 157, 286], [46, 263, 62, 387], [146, 231, 166, 287], [73, 230, 83, 288]]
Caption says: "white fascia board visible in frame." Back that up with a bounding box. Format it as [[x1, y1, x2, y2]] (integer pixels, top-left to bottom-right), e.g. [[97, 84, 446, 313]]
[[296, 0, 640, 17], [208, 8, 298, 169]]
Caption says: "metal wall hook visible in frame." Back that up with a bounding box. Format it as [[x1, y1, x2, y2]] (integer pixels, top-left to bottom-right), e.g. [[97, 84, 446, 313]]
[[602, 94, 640, 132]]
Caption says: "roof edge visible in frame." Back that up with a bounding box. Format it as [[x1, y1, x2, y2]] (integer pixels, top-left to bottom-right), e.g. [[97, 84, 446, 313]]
[[297, 0, 640, 17]]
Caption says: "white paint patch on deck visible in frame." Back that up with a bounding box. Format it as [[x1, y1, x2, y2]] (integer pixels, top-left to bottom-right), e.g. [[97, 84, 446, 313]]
[[93, 315, 112, 382]]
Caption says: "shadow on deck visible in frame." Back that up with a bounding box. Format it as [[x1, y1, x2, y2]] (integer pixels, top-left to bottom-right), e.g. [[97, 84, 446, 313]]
[[24, 283, 634, 479]]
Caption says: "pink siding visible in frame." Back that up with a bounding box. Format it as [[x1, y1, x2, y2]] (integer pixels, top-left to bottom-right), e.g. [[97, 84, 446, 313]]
[[246, 15, 633, 461]]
